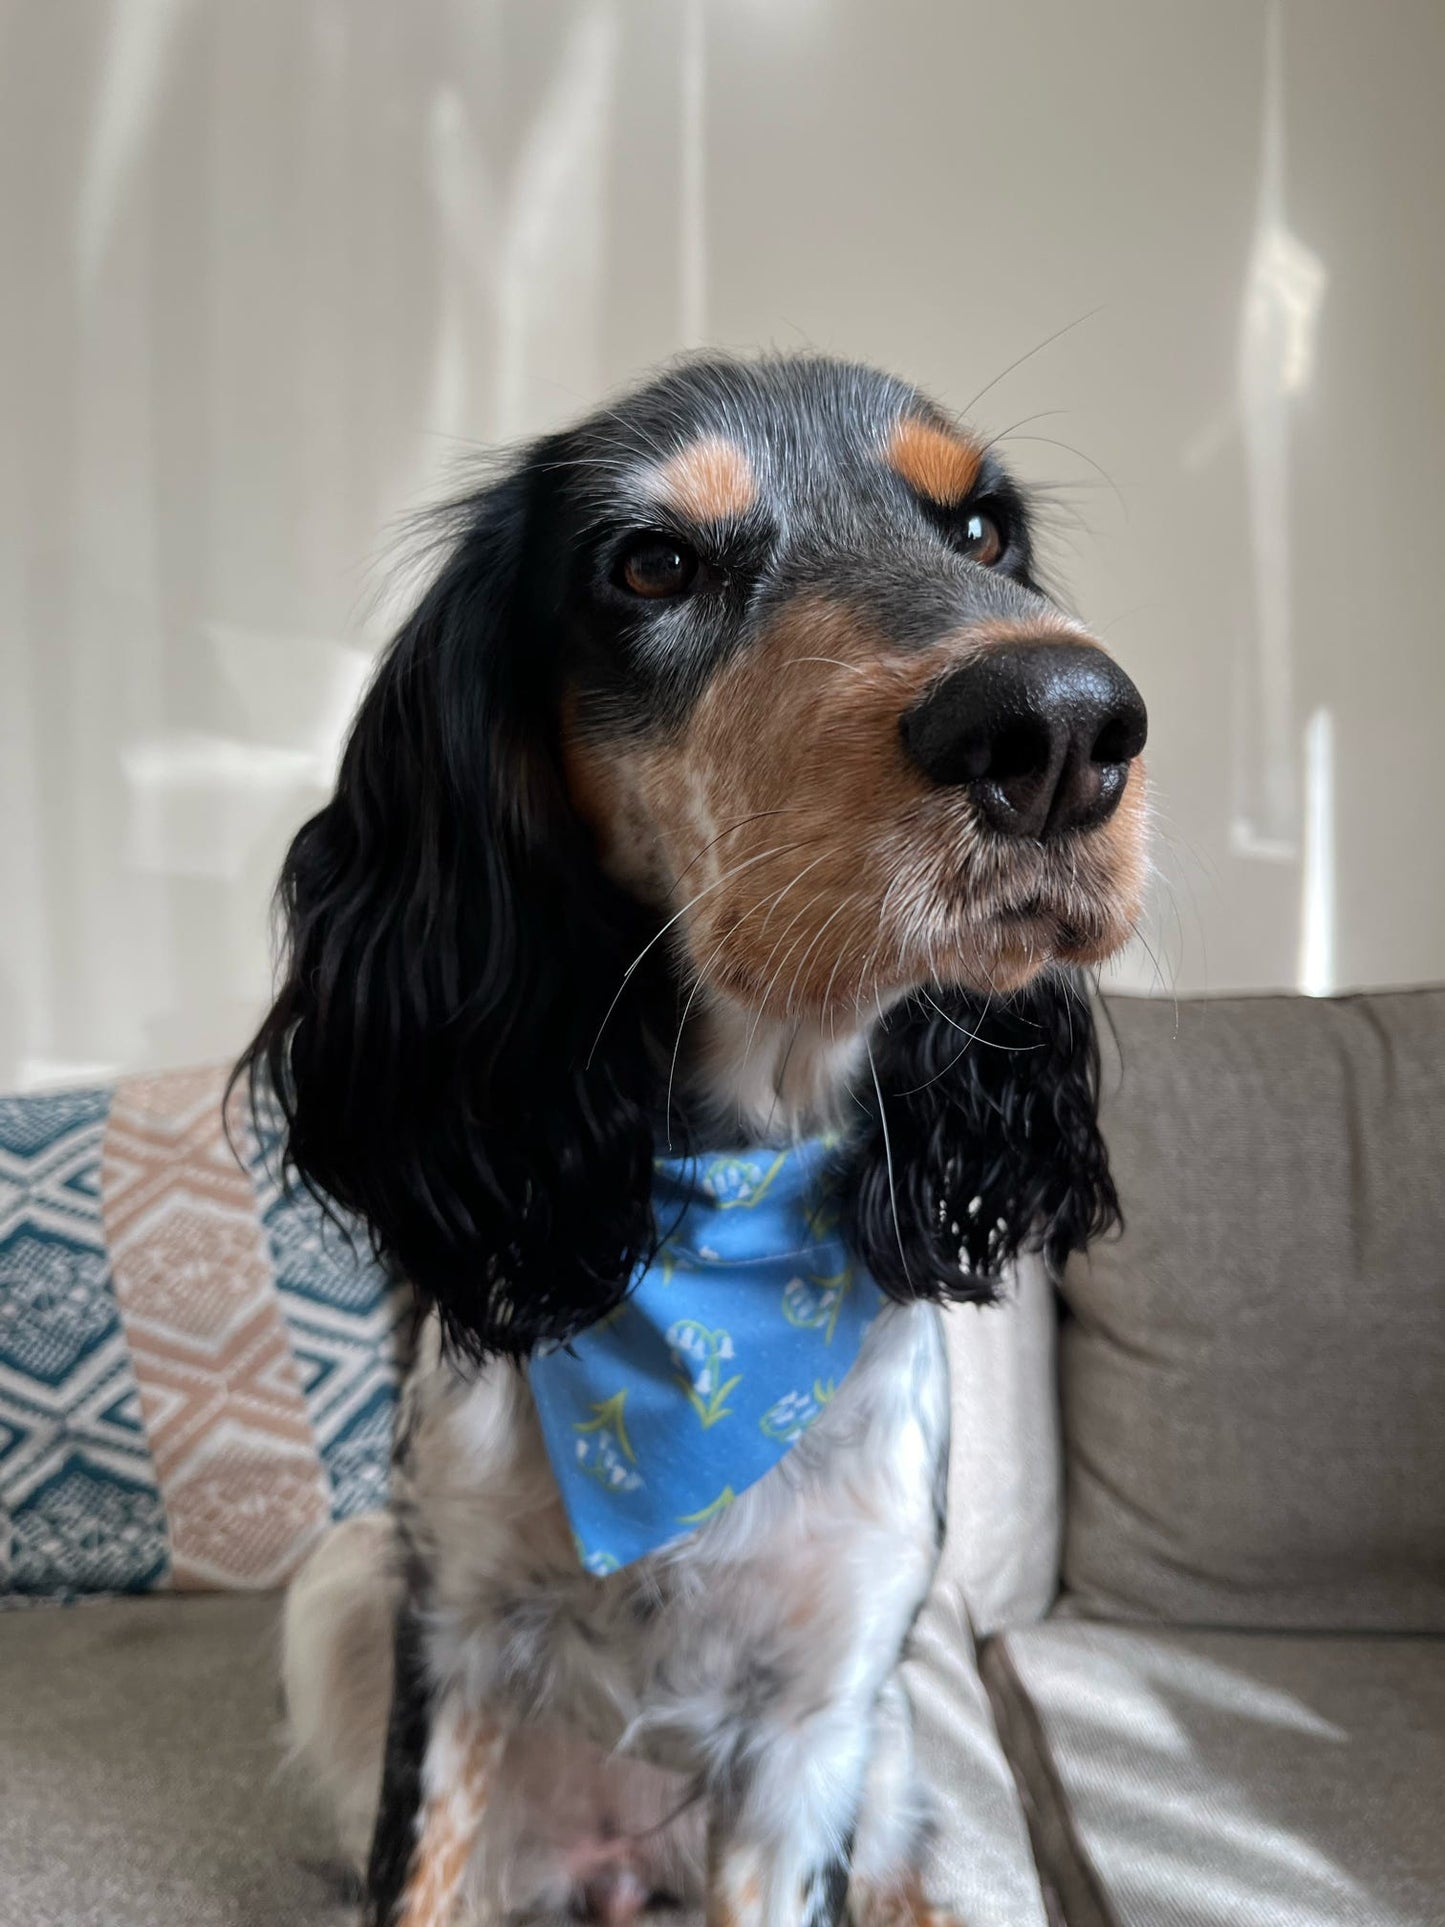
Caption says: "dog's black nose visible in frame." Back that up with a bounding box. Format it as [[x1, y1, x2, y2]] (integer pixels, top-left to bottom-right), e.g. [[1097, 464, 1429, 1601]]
[[901, 641, 1147, 840]]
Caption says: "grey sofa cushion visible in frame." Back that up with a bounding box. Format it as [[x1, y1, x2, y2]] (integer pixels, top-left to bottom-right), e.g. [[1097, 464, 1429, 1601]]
[[1062, 989, 1445, 1631], [983, 1621, 1445, 1927], [0, 1593, 353, 1926]]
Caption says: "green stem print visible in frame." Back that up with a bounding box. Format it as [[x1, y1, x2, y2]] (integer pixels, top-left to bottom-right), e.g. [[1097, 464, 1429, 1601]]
[[677, 1485, 736, 1527], [666, 1319, 741, 1428], [572, 1391, 643, 1491]]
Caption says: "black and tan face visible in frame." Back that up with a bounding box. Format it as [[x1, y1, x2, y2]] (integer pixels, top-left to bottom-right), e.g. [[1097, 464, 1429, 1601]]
[[548, 356, 1148, 1020]]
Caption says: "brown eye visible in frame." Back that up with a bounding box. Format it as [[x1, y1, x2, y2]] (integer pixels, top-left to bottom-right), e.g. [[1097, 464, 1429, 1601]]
[[959, 511, 1003, 567], [616, 536, 700, 599]]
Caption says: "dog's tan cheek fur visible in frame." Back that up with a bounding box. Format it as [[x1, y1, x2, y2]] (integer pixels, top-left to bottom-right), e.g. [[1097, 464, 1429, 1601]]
[[559, 718, 678, 905], [646, 603, 934, 1007]]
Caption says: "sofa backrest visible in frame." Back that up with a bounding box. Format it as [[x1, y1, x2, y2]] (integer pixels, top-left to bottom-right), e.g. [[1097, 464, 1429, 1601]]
[[1059, 987, 1445, 1633]]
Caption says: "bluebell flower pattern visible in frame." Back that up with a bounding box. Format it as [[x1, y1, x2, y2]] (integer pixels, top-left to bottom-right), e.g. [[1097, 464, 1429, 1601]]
[[529, 1138, 884, 1571], [666, 1320, 740, 1428], [572, 1392, 643, 1494], [759, 1378, 835, 1444]]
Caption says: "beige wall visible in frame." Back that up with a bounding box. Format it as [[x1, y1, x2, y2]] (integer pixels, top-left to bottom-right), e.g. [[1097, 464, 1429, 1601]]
[[3, 0, 1443, 1092]]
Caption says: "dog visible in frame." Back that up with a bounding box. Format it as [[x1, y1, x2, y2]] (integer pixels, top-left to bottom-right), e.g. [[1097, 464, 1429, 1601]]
[[243, 353, 1148, 1927]]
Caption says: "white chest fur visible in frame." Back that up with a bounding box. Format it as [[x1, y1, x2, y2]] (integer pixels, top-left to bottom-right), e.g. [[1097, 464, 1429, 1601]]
[[399, 1301, 950, 1773]]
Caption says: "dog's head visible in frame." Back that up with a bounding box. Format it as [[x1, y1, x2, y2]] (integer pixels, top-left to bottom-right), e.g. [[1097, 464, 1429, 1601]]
[[243, 356, 1148, 1355]]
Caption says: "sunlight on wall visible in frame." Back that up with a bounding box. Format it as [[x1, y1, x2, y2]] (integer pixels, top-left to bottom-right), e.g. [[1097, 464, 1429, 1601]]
[[1231, 0, 1326, 864], [76, 0, 196, 290], [120, 625, 372, 881], [1296, 707, 1335, 997]]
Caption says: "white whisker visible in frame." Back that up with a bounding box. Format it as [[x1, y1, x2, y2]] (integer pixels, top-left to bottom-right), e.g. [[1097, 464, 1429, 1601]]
[[585, 840, 812, 1066], [865, 1034, 914, 1293], [663, 876, 803, 1144], [777, 655, 870, 679]]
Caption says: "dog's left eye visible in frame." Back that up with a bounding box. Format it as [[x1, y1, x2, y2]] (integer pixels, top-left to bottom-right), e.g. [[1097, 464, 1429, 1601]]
[[957, 511, 1004, 567], [615, 536, 701, 600]]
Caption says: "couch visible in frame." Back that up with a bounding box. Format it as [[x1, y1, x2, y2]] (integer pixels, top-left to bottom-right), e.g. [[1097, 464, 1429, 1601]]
[[2, 988, 1442, 1926]]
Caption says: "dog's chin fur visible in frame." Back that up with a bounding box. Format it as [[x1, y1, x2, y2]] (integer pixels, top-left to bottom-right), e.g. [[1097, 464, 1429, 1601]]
[[243, 352, 1146, 1926], [684, 999, 876, 1142]]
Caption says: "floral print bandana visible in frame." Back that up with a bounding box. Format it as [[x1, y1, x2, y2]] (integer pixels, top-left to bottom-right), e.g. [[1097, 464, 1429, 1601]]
[[528, 1138, 885, 1573]]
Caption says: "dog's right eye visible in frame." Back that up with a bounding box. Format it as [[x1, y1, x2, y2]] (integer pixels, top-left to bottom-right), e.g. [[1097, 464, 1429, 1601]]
[[614, 536, 701, 600]]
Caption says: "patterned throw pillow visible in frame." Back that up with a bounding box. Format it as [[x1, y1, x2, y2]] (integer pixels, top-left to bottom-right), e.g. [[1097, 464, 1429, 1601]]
[[0, 1066, 409, 1600]]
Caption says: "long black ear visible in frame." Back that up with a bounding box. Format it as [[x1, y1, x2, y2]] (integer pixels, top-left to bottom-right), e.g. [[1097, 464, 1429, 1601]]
[[842, 971, 1118, 1303], [237, 456, 668, 1358]]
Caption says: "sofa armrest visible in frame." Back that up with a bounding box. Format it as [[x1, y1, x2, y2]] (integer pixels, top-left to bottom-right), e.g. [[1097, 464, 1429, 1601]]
[[937, 1256, 1065, 1637]]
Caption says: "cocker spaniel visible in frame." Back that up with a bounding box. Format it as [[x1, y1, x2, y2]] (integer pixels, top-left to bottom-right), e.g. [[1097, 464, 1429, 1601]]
[[243, 353, 1148, 1927]]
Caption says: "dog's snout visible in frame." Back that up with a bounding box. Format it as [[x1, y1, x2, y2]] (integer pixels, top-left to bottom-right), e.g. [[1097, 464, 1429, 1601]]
[[901, 641, 1147, 840]]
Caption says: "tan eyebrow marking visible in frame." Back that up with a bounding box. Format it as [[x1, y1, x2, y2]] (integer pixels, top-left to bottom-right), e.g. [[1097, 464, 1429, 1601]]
[[886, 416, 984, 506], [649, 435, 758, 522]]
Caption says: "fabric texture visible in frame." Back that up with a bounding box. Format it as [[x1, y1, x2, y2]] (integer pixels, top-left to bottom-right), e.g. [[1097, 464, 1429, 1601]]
[[983, 1620, 1445, 1927], [934, 1258, 1064, 1636], [530, 1140, 884, 1572], [0, 1591, 356, 1926], [1061, 987, 1445, 1631], [0, 1067, 408, 1598], [0, 1589, 1050, 1927], [905, 1293, 1064, 1927]]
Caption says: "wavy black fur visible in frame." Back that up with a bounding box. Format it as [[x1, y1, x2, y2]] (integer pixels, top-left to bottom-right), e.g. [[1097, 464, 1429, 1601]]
[[237, 456, 682, 1360], [839, 977, 1117, 1305]]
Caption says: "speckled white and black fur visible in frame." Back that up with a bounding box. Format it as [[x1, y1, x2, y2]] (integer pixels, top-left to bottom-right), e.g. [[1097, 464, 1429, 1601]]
[[287, 1296, 947, 1924], [245, 353, 1148, 1925]]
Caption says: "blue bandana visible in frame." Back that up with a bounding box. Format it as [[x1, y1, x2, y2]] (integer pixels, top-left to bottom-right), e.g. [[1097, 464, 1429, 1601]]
[[529, 1138, 885, 1574]]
